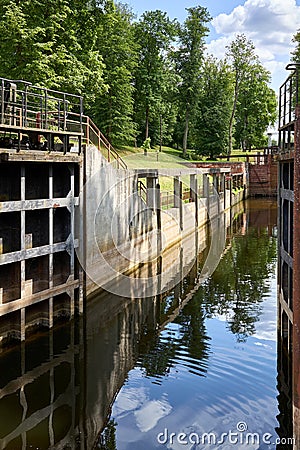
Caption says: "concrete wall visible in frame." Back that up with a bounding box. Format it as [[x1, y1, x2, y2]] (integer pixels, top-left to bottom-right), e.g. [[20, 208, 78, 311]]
[[79, 146, 154, 297], [81, 145, 243, 299]]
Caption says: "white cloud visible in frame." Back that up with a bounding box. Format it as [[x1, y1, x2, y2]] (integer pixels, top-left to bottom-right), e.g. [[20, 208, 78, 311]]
[[134, 398, 172, 432], [113, 386, 148, 419], [207, 0, 300, 91]]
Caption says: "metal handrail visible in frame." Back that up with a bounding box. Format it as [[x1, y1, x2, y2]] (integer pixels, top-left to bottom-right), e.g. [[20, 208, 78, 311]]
[[0, 76, 127, 168], [81, 115, 127, 170], [137, 180, 148, 204], [0, 77, 83, 133]]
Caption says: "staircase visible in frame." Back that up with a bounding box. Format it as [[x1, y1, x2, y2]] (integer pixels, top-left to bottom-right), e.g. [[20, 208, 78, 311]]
[[248, 159, 277, 196], [82, 115, 127, 169]]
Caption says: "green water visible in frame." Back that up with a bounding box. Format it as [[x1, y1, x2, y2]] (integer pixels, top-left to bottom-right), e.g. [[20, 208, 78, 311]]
[[0, 198, 286, 450]]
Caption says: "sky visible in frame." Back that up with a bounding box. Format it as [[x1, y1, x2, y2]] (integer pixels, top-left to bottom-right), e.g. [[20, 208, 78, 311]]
[[126, 0, 300, 93]]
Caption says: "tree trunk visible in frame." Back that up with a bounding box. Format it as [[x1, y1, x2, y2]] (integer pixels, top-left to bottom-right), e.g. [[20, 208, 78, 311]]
[[145, 106, 149, 140], [228, 83, 239, 158], [183, 108, 189, 158]]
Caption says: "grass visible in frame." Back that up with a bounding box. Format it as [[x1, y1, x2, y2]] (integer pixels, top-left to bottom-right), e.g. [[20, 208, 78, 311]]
[[116, 145, 189, 169], [115, 144, 262, 168]]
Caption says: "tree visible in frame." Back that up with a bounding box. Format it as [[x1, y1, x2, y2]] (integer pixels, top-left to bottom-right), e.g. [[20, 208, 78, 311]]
[[90, 1, 138, 145], [193, 56, 234, 159], [225, 34, 258, 155], [292, 29, 300, 62], [133, 10, 178, 145], [175, 6, 211, 157], [0, 0, 106, 101], [234, 63, 277, 150], [200, 226, 277, 342]]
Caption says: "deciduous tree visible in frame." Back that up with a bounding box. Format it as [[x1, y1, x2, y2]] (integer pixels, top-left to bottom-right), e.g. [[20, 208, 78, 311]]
[[90, 1, 138, 145], [175, 6, 211, 157], [133, 10, 178, 145], [193, 56, 234, 159]]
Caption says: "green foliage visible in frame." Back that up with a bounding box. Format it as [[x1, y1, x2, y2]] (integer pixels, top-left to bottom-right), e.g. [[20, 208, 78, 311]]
[[90, 1, 138, 145], [97, 419, 117, 450], [0, 0, 106, 100], [224, 34, 277, 154], [141, 137, 151, 150], [234, 63, 277, 150], [133, 10, 178, 145], [174, 6, 211, 156], [292, 29, 300, 62], [0, 3, 278, 151], [192, 57, 234, 159]]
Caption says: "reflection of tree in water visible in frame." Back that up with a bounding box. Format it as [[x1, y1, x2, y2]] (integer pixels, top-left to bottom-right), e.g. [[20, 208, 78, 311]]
[[137, 297, 211, 381], [199, 227, 277, 342], [97, 419, 117, 450]]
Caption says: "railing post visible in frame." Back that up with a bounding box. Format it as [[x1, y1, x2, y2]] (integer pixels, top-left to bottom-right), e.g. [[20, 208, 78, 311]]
[[39, 94, 43, 129], [190, 174, 198, 226], [86, 116, 90, 144], [1, 79, 4, 124], [44, 89, 48, 129], [58, 100, 61, 130], [97, 130, 101, 153], [80, 97, 83, 134], [63, 93, 66, 131], [156, 182, 162, 254]]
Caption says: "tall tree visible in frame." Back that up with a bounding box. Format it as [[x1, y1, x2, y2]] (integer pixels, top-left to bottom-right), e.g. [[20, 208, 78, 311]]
[[193, 56, 234, 159], [90, 1, 138, 145], [133, 10, 178, 144], [175, 6, 211, 157], [292, 29, 300, 62], [0, 0, 106, 101], [234, 63, 277, 150], [225, 34, 258, 155]]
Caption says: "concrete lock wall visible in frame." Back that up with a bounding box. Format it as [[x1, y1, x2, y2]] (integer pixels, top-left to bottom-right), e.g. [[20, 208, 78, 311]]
[[80, 146, 154, 297], [81, 145, 245, 298]]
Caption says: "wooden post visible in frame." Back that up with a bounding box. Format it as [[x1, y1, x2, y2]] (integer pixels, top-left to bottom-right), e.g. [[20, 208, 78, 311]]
[[156, 183, 162, 254], [21, 166, 26, 300], [20, 308, 25, 341], [190, 174, 198, 226], [174, 176, 183, 230]]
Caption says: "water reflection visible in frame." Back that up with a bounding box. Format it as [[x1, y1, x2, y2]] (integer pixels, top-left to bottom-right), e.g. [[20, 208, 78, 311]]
[[0, 199, 283, 450], [200, 216, 277, 342]]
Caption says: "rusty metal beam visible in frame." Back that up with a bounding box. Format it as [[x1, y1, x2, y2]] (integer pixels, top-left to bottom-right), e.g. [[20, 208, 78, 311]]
[[293, 104, 300, 443]]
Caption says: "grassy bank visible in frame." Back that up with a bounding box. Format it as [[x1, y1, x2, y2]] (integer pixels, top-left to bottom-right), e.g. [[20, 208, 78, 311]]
[[115, 144, 262, 168]]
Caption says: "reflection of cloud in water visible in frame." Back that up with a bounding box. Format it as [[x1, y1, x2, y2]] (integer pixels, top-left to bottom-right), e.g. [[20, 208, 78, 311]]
[[164, 396, 277, 450], [253, 277, 277, 342], [135, 398, 172, 432], [113, 384, 172, 433], [113, 387, 148, 419]]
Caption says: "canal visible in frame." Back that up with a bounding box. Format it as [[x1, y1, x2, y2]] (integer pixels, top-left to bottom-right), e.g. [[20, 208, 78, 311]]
[[0, 198, 282, 449]]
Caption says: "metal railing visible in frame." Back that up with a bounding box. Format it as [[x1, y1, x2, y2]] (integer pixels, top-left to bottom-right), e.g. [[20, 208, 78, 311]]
[[0, 77, 83, 133], [0, 76, 127, 167], [278, 63, 300, 152], [81, 115, 127, 169], [137, 180, 148, 203], [160, 188, 191, 209]]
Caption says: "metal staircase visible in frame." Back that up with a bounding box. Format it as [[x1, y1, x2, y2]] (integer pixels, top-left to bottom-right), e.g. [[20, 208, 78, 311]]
[[81, 115, 127, 169]]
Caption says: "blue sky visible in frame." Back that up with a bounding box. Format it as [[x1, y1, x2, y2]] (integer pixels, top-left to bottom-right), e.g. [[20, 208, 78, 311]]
[[127, 0, 300, 93]]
